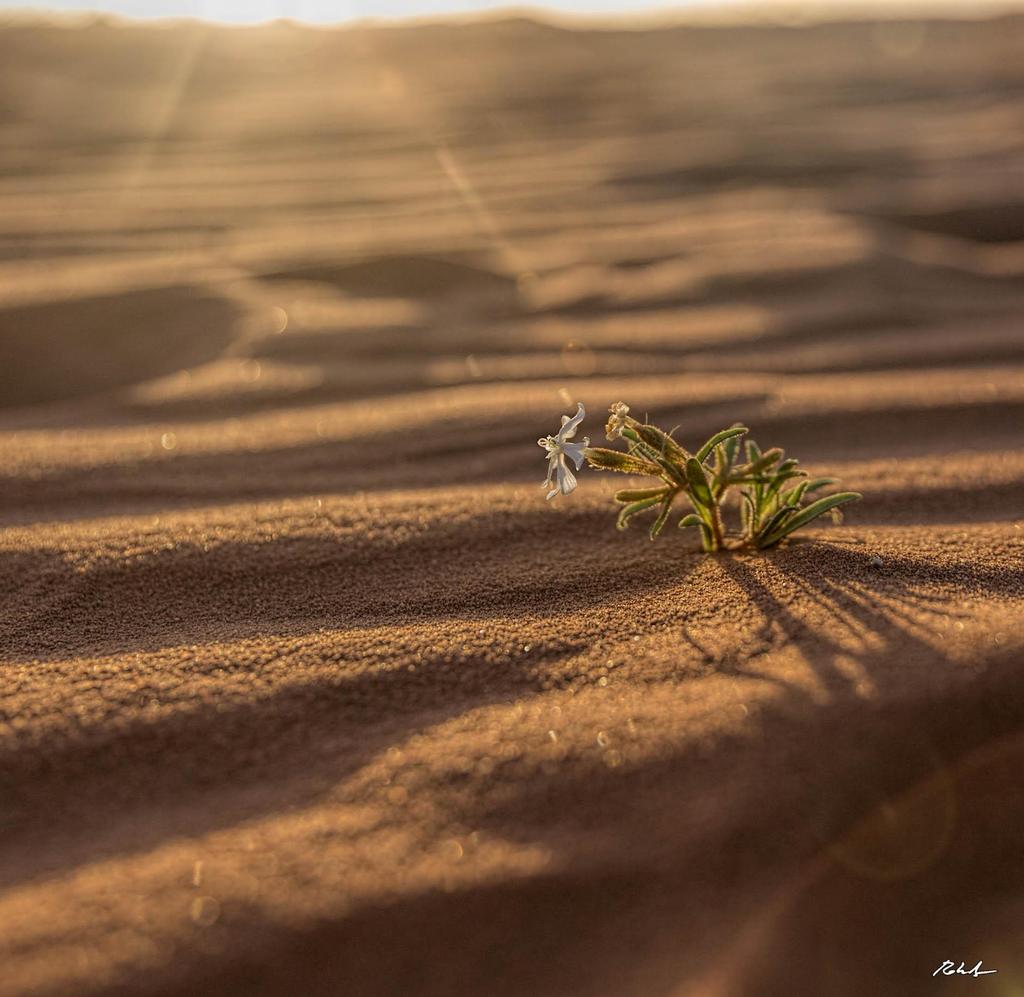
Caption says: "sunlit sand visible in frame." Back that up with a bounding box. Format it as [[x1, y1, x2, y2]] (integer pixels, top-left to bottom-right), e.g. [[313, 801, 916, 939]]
[[1, 10, 1023, 995]]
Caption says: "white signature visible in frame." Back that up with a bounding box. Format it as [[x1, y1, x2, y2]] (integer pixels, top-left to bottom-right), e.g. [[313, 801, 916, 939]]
[[933, 961, 997, 978]]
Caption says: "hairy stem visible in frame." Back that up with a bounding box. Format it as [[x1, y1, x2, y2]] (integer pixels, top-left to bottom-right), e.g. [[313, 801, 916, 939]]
[[708, 500, 726, 551]]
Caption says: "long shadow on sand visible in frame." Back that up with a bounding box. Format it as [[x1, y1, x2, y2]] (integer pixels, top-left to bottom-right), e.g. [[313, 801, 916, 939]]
[[81, 541, 1024, 997], [0, 503, 675, 660], [0, 286, 242, 409], [0, 634, 583, 894], [0, 510, 712, 893]]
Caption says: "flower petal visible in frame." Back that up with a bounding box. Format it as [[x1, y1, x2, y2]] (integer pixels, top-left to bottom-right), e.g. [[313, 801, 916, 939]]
[[555, 455, 578, 495], [557, 402, 586, 442], [543, 452, 558, 488], [561, 439, 589, 470]]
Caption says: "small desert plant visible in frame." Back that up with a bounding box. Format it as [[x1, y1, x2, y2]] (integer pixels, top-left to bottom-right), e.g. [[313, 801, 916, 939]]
[[538, 402, 860, 551]]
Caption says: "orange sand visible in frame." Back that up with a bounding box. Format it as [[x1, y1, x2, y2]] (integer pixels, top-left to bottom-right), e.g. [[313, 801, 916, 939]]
[[1, 12, 1024, 996]]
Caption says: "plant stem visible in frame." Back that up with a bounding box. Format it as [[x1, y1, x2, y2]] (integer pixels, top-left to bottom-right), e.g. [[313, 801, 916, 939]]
[[708, 501, 726, 551]]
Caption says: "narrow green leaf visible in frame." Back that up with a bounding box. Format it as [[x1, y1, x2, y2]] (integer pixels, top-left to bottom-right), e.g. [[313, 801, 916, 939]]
[[746, 440, 762, 463], [619, 431, 687, 488], [710, 443, 730, 500], [620, 427, 658, 455], [764, 469, 807, 502], [649, 496, 674, 539], [616, 495, 663, 530], [684, 457, 714, 511], [681, 517, 715, 550], [614, 486, 669, 503], [723, 431, 743, 467], [713, 443, 727, 474], [585, 448, 660, 477], [755, 504, 800, 547], [781, 476, 833, 506], [753, 481, 765, 524], [760, 492, 862, 546], [696, 426, 747, 464], [620, 428, 663, 463], [740, 491, 756, 535], [654, 455, 688, 489], [781, 479, 811, 506], [634, 423, 689, 462], [742, 447, 783, 476]]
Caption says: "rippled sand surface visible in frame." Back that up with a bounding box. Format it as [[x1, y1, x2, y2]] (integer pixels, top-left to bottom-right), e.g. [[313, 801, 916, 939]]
[[1, 13, 1024, 995]]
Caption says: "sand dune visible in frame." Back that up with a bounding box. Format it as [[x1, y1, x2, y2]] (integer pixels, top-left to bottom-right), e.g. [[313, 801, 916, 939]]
[[1, 11, 1023, 996]]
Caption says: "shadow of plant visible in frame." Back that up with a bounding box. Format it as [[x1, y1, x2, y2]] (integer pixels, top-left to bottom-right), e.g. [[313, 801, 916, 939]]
[[80, 539, 1024, 997]]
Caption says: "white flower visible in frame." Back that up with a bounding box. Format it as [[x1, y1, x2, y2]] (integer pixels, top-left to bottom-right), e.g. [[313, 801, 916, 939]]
[[605, 401, 630, 441], [538, 402, 590, 500]]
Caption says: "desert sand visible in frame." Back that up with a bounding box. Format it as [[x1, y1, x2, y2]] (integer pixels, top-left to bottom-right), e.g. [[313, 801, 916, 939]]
[[1, 10, 1024, 995]]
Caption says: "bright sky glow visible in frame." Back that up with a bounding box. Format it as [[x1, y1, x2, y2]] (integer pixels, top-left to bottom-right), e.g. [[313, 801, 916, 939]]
[[0, 0, 1000, 24], [0, 0, 719, 20]]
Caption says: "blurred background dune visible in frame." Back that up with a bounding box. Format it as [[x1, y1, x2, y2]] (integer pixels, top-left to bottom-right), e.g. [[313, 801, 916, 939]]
[[1, 8, 1024, 997], [2, 13, 1023, 439]]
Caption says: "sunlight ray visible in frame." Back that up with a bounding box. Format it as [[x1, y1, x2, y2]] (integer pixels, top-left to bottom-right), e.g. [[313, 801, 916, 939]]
[[117, 26, 208, 198]]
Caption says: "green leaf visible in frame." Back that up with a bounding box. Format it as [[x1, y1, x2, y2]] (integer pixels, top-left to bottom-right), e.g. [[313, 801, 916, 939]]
[[654, 455, 688, 489], [616, 495, 663, 530], [740, 491, 756, 534], [723, 431, 743, 467], [781, 479, 811, 506], [696, 426, 747, 464], [755, 504, 800, 547], [633, 423, 689, 463], [760, 492, 862, 546], [649, 496, 675, 539], [780, 476, 835, 507], [680, 513, 716, 550], [684, 457, 714, 511], [619, 430, 687, 487], [746, 440, 762, 463], [585, 447, 660, 476], [620, 428, 662, 462], [713, 443, 726, 473], [614, 486, 669, 503], [742, 447, 783, 475], [764, 469, 807, 502]]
